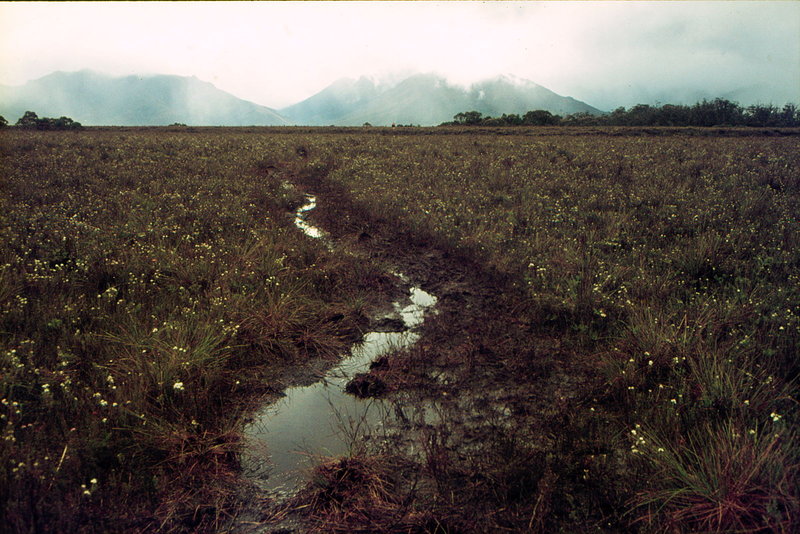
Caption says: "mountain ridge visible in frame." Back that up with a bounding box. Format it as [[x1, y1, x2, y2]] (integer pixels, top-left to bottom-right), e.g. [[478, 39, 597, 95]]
[[0, 70, 289, 126], [280, 73, 604, 126], [0, 70, 604, 126]]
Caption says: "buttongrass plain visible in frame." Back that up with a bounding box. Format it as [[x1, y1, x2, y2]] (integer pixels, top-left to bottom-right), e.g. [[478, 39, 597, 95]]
[[0, 129, 380, 532], [2, 126, 798, 533], [285, 128, 799, 532]]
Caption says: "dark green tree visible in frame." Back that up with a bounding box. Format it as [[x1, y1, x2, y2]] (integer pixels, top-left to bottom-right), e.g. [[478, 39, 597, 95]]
[[523, 109, 560, 126], [0, 115, 7, 128], [14, 111, 82, 130], [779, 103, 799, 127], [745, 104, 780, 127], [453, 111, 484, 125], [16, 110, 39, 128], [499, 113, 523, 126]]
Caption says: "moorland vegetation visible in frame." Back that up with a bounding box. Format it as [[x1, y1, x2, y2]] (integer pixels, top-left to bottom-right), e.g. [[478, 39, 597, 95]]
[[1, 126, 798, 533], [0, 130, 382, 531], [298, 130, 799, 532]]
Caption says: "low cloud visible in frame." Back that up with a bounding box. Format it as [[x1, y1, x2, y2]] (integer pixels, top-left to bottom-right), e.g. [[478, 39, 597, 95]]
[[1, 2, 797, 109]]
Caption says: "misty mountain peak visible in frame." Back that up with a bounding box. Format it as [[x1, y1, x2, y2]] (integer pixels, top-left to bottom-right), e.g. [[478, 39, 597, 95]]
[[0, 71, 288, 126], [280, 72, 601, 126], [1, 69, 604, 127]]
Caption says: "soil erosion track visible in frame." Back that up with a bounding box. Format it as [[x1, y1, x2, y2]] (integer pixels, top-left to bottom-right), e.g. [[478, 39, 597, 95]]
[[256, 159, 623, 533]]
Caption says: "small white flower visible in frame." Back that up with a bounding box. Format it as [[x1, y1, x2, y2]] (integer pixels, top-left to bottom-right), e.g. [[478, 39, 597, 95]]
[[173, 381, 185, 391], [770, 412, 782, 422]]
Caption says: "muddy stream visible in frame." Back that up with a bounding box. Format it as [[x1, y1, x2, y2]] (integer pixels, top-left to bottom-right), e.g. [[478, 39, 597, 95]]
[[240, 195, 439, 505]]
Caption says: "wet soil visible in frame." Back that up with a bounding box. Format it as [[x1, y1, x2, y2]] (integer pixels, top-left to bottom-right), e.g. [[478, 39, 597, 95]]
[[239, 163, 625, 532]]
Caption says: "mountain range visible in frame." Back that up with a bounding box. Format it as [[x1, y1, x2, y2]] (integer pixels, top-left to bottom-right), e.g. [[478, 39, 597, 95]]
[[0, 71, 288, 126], [281, 74, 602, 125], [0, 70, 602, 126]]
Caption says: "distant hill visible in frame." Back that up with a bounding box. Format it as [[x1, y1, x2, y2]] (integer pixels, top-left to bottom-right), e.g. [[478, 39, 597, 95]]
[[280, 73, 603, 126], [0, 71, 289, 126], [0, 70, 604, 127], [280, 76, 383, 126]]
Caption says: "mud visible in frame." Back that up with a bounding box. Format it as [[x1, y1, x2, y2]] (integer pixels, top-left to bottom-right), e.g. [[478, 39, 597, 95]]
[[234, 163, 608, 533]]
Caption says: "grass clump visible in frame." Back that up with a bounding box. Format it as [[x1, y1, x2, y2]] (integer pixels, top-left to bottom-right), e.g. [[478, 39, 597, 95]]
[[0, 129, 374, 532], [282, 130, 799, 531], [3, 127, 798, 532]]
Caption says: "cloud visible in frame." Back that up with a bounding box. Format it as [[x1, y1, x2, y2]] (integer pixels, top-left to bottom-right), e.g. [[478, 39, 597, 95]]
[[1, 1, 797, 109]]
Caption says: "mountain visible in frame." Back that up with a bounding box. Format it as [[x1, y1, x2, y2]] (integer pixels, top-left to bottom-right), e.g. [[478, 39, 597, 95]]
[[280, 73, 603, 126], [0, 70, 288, 126], [280, 76, 383, 125], [0, 70, 603, 127]]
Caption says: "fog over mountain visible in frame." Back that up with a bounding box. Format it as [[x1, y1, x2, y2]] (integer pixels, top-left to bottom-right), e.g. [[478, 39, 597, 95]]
[[0, 70, 288, 126], [283, 73, 602, 126], [2, 3, 797, 115], [0, 70, 604, 127], [3, 69, 793, 128]]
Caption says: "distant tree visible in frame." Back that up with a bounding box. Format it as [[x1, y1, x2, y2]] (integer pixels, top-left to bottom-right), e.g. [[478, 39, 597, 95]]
[[523, 110, 560, 126], [0, 115, 7, 128], [658, 104, 691, 126], [745, 104, 780, 127], [442, 97, 797, 129], [453, 111, 484, 125], [499, 113, 523, 126], [562, 111, 601, 126], [14, 111, 82, 130], [608, 107, 628, 126], [689, 98, 743, 126], [779, 103, 799, 127], [627, 104, 658, 126], [16, 111, 40, 128], [53, 116, 82, 130], [362, 122, 372, 127]]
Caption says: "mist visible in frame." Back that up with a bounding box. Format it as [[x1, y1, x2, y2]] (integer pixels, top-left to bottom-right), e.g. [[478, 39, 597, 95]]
[[1, 1, 798, 109]]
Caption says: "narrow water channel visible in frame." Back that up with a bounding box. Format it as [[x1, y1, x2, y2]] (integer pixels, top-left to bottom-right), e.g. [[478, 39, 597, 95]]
[[241, 194, 438, 501]]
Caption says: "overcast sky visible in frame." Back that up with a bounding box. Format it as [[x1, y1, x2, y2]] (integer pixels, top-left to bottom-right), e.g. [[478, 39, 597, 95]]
[[1, 1, 798, 110]]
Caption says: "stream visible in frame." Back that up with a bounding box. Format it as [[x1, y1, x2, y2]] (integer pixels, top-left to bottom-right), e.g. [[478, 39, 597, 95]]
[[240, 195, 438, 502]]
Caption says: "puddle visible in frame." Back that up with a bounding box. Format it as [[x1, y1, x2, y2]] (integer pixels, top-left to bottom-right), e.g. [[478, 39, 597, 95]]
[[293, 195, 324, 239], [240, 190, 438, 502]]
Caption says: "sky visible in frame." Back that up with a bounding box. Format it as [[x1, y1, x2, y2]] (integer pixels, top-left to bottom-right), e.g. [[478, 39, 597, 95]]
[[1, 1, 798, 110]]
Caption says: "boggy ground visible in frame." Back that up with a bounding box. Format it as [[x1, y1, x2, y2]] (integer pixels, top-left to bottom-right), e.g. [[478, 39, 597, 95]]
[[269, 162, 630, 533], [4, 128, 797, 533]]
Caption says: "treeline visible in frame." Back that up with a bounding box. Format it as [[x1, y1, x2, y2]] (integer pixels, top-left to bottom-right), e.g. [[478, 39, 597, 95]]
[[1, 110, 83, 130], [443, 98, 800, 127]]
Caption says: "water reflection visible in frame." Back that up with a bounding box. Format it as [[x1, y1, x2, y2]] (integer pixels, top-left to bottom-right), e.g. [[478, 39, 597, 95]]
[[242, 288, 437, 498], [294, 196, 323, 239], [242, 193, 438, 498]]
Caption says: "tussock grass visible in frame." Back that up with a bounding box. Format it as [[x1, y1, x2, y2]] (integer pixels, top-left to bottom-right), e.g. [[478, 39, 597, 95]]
[[2, 127, 798, 532], [0, 130, 374, 532], [281, 130, 799, 531]]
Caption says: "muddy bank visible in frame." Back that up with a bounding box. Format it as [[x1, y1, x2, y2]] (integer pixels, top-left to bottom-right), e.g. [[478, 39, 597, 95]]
[[235, 185, 447, 532], [238, 161, 626, 533], [241, 281, 438, 501]]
